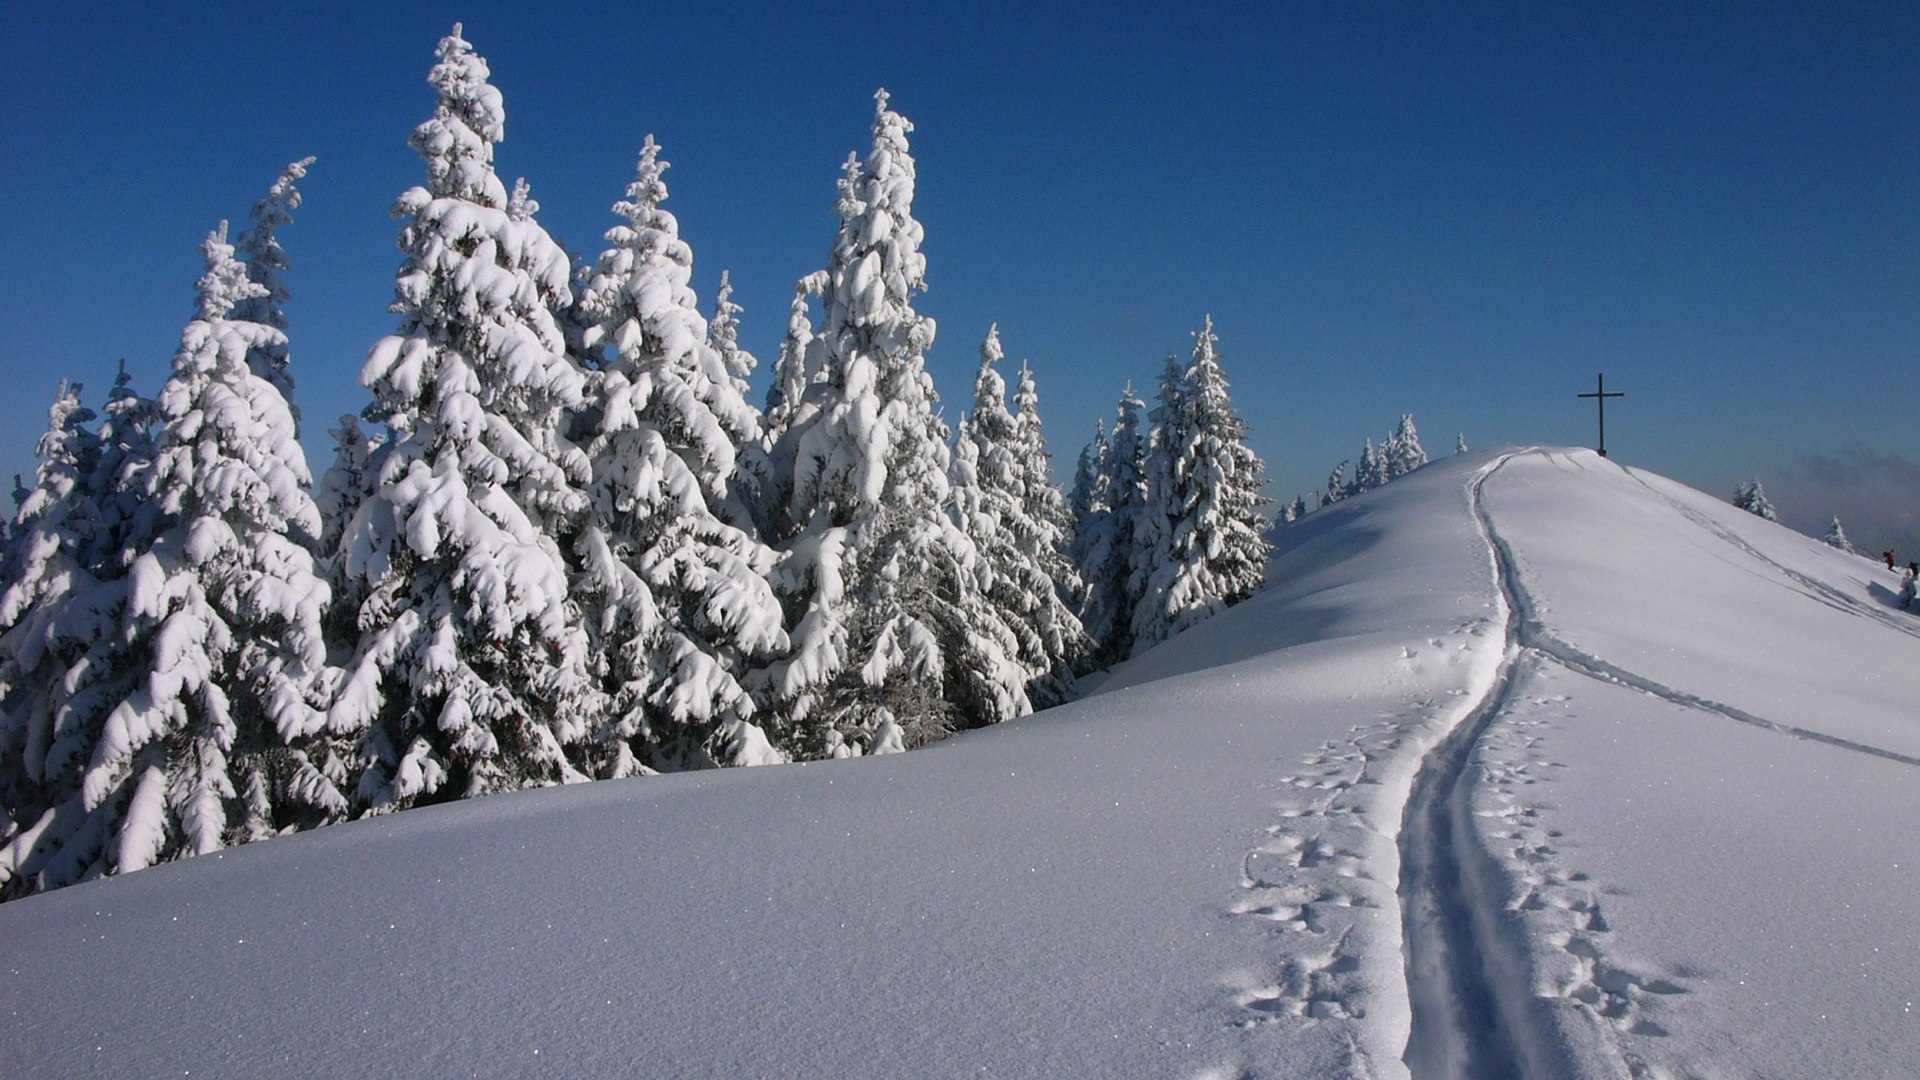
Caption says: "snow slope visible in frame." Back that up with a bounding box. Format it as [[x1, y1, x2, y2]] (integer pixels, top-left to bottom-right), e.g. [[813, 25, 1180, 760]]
[[1, 448, 1914, 1079]]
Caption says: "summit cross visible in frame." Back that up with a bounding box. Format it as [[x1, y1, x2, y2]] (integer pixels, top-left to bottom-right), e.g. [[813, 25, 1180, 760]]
[[1578, 373, 1625, 458]]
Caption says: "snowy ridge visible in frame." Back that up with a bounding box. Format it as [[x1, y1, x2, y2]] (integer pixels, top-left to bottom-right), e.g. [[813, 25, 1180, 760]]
[[2, 448, 1917, 1079]]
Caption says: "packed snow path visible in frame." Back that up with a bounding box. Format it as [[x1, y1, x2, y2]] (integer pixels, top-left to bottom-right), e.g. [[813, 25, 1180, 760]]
[[1397, 455, 1529, 1080], [2, 449, 1916, 1079]]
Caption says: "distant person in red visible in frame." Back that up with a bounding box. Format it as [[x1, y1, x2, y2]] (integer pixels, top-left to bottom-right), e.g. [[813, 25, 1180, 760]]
[[1885, 550, 1897, 571]]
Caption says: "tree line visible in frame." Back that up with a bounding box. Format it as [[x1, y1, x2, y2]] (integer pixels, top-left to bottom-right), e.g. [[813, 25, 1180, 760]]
[[0, 26, 1274, 899]]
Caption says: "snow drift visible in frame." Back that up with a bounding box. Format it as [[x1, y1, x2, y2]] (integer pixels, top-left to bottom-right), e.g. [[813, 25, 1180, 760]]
[[1, 447, 1914, 1079]]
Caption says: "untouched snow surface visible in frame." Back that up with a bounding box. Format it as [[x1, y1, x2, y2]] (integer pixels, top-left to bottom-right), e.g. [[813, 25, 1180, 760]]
[[2, 448, 1915, 1079]]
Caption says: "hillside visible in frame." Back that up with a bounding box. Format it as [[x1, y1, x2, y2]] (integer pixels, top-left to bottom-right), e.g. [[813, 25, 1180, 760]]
[[1, 448, 1914, 1079]]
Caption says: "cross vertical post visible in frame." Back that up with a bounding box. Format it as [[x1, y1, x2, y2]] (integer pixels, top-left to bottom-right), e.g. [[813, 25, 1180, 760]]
[[1577, 373, 1625, 457]]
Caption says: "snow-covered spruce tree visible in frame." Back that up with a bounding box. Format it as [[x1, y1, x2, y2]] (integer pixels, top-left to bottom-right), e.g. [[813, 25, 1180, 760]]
[[83, 221, 338, 873], [1455, 433, 1468, 455], [232, 156, 316, 420], [1822, 516, 1857, 555], [1324, 460, 1349, 505], [947, 360, 1039, 725], [1130, 317, 1272, 654], [706, 269, 770, 533], [314, 415, 381, 559], [750, 271, 830, 544], [88, 362, 161, 576], [5, 208, 334, 892], [1355, 438, 1385, 493], [1066, 419, 1108, 587], [328, 25, 595, 812], [0, 384, 104, 844], [1008, 357, 1088, 693], [1079, 383, 1147, 666], [1384, 413, 1426, 479], [1732, 479, 1779, 522], [1129, 353, 1185, 640], [764, 90, 1012, 755], [570, 136, 788, 774], [951, 329, 1083, 710], [1289, 494, 1308, 521], [0, 364, 163, 895]]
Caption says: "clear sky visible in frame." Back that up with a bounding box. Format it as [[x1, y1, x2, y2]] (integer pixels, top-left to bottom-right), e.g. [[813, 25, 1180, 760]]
[[3, 3, 1915, 555]]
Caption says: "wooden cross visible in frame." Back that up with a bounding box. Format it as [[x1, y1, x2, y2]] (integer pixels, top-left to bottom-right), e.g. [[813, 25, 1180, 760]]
[[1577, 373, 1624, 457]]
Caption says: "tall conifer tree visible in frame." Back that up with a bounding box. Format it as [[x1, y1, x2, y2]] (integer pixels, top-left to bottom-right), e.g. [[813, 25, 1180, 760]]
[[328, 25, 594, 811], [764, 91, 1006, 754], [571, 137, 788, 774]]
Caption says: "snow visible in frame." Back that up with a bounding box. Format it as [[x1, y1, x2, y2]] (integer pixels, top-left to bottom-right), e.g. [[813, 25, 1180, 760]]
[[2, 447, 1916, 1078]]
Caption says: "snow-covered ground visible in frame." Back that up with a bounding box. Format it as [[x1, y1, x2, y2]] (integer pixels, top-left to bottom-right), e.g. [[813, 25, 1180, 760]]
[[1, 448, 1914, 1079]]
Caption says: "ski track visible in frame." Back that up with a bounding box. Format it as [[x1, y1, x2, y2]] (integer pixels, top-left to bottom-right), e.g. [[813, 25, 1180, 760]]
[[1224, 448, 1916, 1080], [1492, 454, 1920, 770], [1454, 448, 1920, 1078], [1616, 463, 1920, 645], [1461, 453, 1700, 1079]]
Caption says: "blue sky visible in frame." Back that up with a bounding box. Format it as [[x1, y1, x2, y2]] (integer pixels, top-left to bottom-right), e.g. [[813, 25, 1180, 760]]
[[3, 3, 1915, 554]]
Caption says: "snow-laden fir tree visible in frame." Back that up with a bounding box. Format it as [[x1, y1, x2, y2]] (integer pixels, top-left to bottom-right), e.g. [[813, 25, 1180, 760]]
[[749, 271, 830, 543], [1066, 419, 1107, 609], [88, 362, 161, 576], [1355, 438, 1385, 493], [1732, 479, 1778, 522], [1324, 460, 1349, 505], [0, 363, 162, 895], [763, 90, 1013, 755], [1289, 494, 1308, 521], [706, 269, 768, 533], [328, 25, 595, 811], [232, 156, 316, 421], [1129, 353, 1185, 634], [571, 136, 788, 774], [1455, 433, 1468, 455], [1822, 515, 1857, 555], [83, 219, 338, 873], [1130, 318, 1272, 654], [946, 336, 1043, 723], [1076, 384, 1148, 666], [1383, 414, 1426, 479], [0, 385, 105, 862], [5, 202, 334, 892], [1008, 356, 1087, 693], [951, 329, 1084, 709], [1067, 420, 1106, 538], [314, 415, 381, 559]]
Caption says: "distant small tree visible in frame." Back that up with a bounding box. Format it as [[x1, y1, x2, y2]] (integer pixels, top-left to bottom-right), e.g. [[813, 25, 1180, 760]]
[[1355, 439, 1385, 493], [1732, 479, 1778, 522], [1383, 414, 1427, 478], [1822, 516, 1857, 555], [1324, 460, 1349, 505]]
